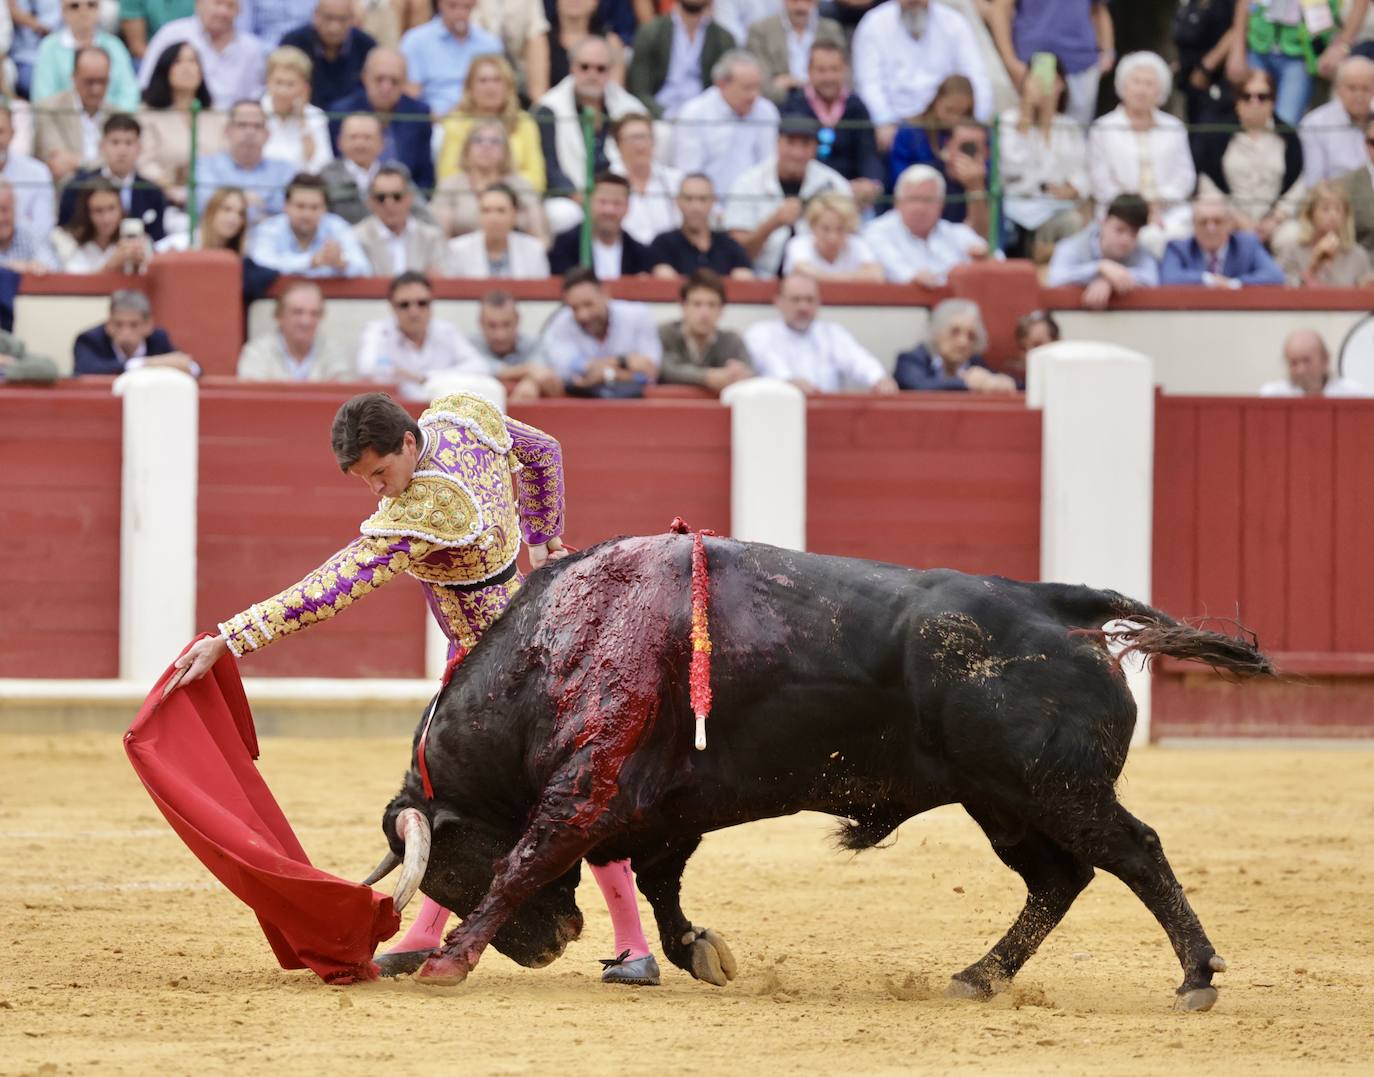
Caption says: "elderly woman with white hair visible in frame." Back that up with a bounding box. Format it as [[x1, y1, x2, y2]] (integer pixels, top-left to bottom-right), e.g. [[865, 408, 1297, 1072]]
[[893, 298, 1018, 393], [1088, 51, 1196, 258]]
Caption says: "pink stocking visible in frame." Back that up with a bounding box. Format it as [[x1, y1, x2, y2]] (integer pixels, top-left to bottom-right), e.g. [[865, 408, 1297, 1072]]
[[588, 859, 651, 959], [386, 894, 451, 953]]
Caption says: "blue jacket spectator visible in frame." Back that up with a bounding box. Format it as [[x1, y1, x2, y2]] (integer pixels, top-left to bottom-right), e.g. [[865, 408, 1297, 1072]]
[[328, 86, 434, 192], [779, 39, 882, 197], [1160, 196, 1286, 286], [72, 289, 197, 375], [894, 298, 1018, 393], [279, 3, 376, 108]]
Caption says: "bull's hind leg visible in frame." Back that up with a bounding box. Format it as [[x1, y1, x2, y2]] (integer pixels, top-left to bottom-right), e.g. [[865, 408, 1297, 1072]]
[[1041, 800, 1226, 1011], [949, 818, 1094, 999], [633, 839, 738, 987]]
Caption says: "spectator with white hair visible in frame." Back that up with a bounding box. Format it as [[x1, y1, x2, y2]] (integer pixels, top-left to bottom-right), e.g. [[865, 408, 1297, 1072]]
[[852, 0, 994, 154], [261, 44, 333, 173], [1159, 192, 1285, 287], [862, 163, 989, 285], [672, 50, 780, 200], [894, 297, 1017, 393], [1087, 50, 1195, 255], [744, 273, 898, 394], [1299, 54, 1374, 187], [1259, 328, 1369, 397], [781, 190, 883, 280]]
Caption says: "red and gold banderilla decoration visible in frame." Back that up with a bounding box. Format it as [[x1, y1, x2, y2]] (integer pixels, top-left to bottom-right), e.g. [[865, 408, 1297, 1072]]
[[670, 517, 714, 751]]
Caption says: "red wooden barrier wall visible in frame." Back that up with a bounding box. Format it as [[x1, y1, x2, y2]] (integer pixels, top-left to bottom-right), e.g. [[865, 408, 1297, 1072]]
[[0, 386, 122, 677], [1152, 395, 1374, 737], [806, 396, 1041, 576]]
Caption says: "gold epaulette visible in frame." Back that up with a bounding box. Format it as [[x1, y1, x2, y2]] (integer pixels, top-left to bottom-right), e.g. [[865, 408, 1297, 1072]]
[[360, 472, 483, 547], [419, 392, 512, 453]]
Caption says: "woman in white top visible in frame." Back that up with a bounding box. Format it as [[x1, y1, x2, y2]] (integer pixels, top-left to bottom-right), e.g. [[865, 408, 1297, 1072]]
[[52, 178, 151, 273], [1088, 51, 1195, 256], [446, 183, 551, 279], [782, 192, 884, 281], [261, 45, 332, 174]]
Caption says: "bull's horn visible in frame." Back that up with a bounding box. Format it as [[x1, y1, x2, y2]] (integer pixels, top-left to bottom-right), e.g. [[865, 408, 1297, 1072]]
[[361, 849, 402, 887], [391, 807, 431, 914]]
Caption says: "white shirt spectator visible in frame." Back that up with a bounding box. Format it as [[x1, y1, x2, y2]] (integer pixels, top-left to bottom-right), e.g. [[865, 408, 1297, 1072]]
[[1298, 98, 1367, 187], [744, 316, 886, 391], [671, 86, 780, 203], [356, 316, 491, 401], [445, 230, 550, 278], [852, 0, 994, 124], [139, 17, 267, 109], [1, 151, 55, 237], [723, 155, 850, 276], [781, 232, 879, 277], [862, 210, 985, 285], [1259, 375, 1370, 397], [541, 299, 663, 382], [591, 237, 623, 280], [713, 0, 782, 43], [614, 161, 685, 246], [997, 109, 1090, 231], [261, 95, 333, 174]]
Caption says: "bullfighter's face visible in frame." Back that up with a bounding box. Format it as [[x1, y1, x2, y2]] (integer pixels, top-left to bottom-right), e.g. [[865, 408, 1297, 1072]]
[[347, 429, 420, 499]]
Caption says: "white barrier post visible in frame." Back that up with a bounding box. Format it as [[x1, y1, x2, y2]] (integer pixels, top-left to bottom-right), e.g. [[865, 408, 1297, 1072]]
[[721, 377, 806, 550], [113, 368, 198, 682], [1027, 342, 1155, 745], [423, 374, 508, 680]]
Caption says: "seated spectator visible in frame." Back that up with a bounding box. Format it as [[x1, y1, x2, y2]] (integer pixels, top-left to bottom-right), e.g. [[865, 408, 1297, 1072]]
[[1298, 55, 1374, 187], [73, 287, 197, 374], [249, 172, 369, 276], [1225, 0, 1362, 126], [894, 297, 1017, 393], [446, 183, 551, 278], [431, 118, 548, 241], [279, 0, 376, 109], [997, 56, 1089, 262], [467, 288, 562, 399], [0, 105, 57, 239], [234, 0, 319, 50], [357, 270, 491, 400], [549, 172, 653, 278], [12, 0, 66, 99], [1014, 308, 1061, 366], [745, 273, 896, 394], [1046, 193, 1157, 311], [545, 0, 628, 88], [58, 113, 167, 242], [155, 183, 247, 250], [139, 0, 267, 109], [725, 113, 850, 277], [398, 0, 502, 120], [53, 178, 153, 273], [321, 113, 425, 225], [472, 0, 552, 102], [612, 114, 683, 247], [853, 0, 994, 155], [119, 2, 196, 64], [886, 74, 973, 194], [931, 118, 993, 238], [649, 173, 754, 279], [0, 329, 59, 384], [989, 0, 1110, 127], [1281, 180, 1373, 286], [1089, 51, 1195, 256], [714, 0, 786, 43], [137, 42, 229, 209], [1259, 328, 1369, 396], [673, 51, 780, 202], [33, 46, 115, 184], [1344, 114, 1374, 254], [779, 40, 883, 209], [627, 0, 737, 119], [328, 47, 434, 192], [358, 0, 433, 49], [534, 35, 646, 201], [195, 99, 297, 227], [1160, 193, 1285, 287], [862, 162, 988, 285], [354, 164, 446, 274], [539, 266, 662, 395], [781, 190, 883, 280], [748, 0, 844, 105], [435, 53, 546, 192], [33, 0, 141, 111], [261, 45, 333, 173], [0, 180, 60, 272], [658, 268, 754, 393], [1193, 67, 1303, 248], [237, 279, 354, 380]]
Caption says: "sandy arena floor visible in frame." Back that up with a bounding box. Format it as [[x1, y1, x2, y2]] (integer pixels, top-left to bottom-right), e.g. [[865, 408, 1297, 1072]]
[[1, 732, 1371, 1076]]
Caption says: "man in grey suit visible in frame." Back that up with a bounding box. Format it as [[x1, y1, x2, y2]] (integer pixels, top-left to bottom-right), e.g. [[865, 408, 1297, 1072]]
[[1341, 115, 1374, 256], [746, 0, 845, 105], [353, 164, 446, 275], [237, 281, 356, 381], [33, 46, 114, 184]]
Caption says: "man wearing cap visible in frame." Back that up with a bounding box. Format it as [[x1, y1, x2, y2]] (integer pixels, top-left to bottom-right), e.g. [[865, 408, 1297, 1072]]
[[724, 112, 851, 277]]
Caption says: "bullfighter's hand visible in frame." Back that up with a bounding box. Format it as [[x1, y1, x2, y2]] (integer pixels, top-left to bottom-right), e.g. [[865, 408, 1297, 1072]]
[[164, 635, 229, 698], [528, 537, 568, 570]]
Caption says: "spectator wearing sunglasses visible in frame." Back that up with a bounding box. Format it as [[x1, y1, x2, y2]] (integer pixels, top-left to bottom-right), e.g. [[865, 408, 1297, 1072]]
[[354, 163, 447, 275], [357, 270, 490, 400], [33, 0, 142, 111]]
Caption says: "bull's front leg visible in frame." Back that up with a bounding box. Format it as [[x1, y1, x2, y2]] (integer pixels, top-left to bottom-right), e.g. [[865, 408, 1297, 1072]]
[[417, 813, 600, 986], [633, 838, 738, 987]]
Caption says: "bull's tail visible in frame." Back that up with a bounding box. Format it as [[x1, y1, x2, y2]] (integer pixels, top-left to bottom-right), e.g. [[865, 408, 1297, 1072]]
[[1041, 583, 1276, 680]]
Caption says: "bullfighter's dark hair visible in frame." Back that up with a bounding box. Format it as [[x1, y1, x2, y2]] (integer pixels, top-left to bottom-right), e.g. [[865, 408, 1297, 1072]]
[[1105, 193, 1150, 233], [331, 393, 420, 472], [561, 266, 600, 292], [681, 268, 726, 304]]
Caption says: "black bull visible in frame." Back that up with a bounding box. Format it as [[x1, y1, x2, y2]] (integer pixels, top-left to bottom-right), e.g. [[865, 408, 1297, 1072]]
[[375, 534, 1272, 1009]]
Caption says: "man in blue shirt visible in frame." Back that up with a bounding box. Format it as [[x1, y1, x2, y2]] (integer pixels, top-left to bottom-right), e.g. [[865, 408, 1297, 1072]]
[[399, 0, 501, 118], [279, 0, 375, 108], [234, 0, 316, 48], [248, 172, 370, 277], [1046, 194, 1158, 310], [195, 99, 297, 225], [1160, 193, 1286, 288]]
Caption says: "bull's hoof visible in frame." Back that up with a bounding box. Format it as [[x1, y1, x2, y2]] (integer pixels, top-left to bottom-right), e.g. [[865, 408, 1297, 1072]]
[[415, 952, 471, 986], [373, 949, 435, 978], [1173, 986, 1218, 1012], [681, 927, 737, 987], [946, 974, 1000, 1001], [600, 953, 661, 986]]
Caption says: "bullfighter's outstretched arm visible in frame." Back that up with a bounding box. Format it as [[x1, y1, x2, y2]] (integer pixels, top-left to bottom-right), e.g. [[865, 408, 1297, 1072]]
[[218, 533, 435, 657], [506, 417, 565, 547]]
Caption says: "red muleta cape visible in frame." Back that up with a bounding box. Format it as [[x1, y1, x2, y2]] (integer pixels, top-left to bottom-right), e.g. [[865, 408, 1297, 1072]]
[[124, 635, 400, 983]]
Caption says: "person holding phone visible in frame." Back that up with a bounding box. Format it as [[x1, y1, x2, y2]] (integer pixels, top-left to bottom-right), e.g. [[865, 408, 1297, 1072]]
[[51, 177, 153, 273], [986, 0, 1115, 128]]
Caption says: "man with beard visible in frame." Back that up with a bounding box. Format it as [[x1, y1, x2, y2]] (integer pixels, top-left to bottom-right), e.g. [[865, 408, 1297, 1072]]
[[540, 266, 661, 395], [627, 0, 737, 119]]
